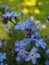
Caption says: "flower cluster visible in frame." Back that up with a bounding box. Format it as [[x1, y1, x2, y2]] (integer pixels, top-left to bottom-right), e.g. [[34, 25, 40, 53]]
[[1, 5, 49, 65], [2, 8, 20, 25], [1, 5, 21, 33], [13, 16, 49, 65], [0, 52, 8, 65], [0, 52, 6, 62]]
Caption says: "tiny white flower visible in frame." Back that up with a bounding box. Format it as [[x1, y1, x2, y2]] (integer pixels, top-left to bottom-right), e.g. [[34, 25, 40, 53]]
[[30, 16, 34, 21], [41, 25, 46, 29], [37, 24, 42, 29], [35, 20, 41, 24]]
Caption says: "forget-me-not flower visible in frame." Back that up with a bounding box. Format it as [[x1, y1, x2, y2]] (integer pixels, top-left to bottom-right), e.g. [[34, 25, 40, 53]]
[[25, 47, 40, 64], [35, 39, 47, 49]]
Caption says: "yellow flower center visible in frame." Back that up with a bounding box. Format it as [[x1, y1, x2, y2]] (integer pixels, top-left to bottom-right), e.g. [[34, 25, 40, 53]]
[[8, 14, 10, 17], [32, 26, 34, 29], [40, 42, 42, 44], [21, 43, 25, 46], [20, 50, 24, 54], [21, 23, 24, 26]]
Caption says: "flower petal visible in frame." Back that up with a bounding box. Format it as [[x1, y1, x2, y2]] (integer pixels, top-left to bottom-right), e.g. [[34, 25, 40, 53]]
[[35, 42, 40, 47], [41, 43, 47, 49], [32, 58, 36, 64], [25, 56, 30, 61], [35, 53, 40, 58]]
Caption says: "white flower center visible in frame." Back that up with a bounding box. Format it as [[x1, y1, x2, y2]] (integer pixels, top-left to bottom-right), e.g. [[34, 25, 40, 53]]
[[30, 53, 34, 58], [20, 50, 24, 54]]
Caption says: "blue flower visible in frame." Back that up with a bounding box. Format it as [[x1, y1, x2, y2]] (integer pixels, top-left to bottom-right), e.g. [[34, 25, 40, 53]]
[[25, 27, 32, 38], [45, 49, 49, 57], [31, 32, 40, 41], [45, 60, 49, 65], [25, 17, 34, 25], [15, 21, 25, 30], [0, 40, 3, 47], [15, 40, 19, 47], [25, 47, 40, 64], [24, 17, 38, 32], [13, 12, 20, 17], [16, 56, 21, 62], [0, 63, 4, 65], [31, 25, 38, 32], [0, 63, 8, 65], [15, 47, 28, 59], [2, 5, 9, 10], [35, 39, 47, 49], [2, 14, 7, 18], [25, 22, 38, 32], [5, 12, 11, 18], [0, 52, 6, 62], [20, 38, 30, 47], [15, 40, 24, 48], [25, 22, 34, 29], [9, 11, 19, 17], [34, 32, 40, 37], [31, 34, 37, 41], [15, 38, 31, 48], [24, 17, 34, 29], [9, 11, 15, 17], [22, 38, 31, 44]]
